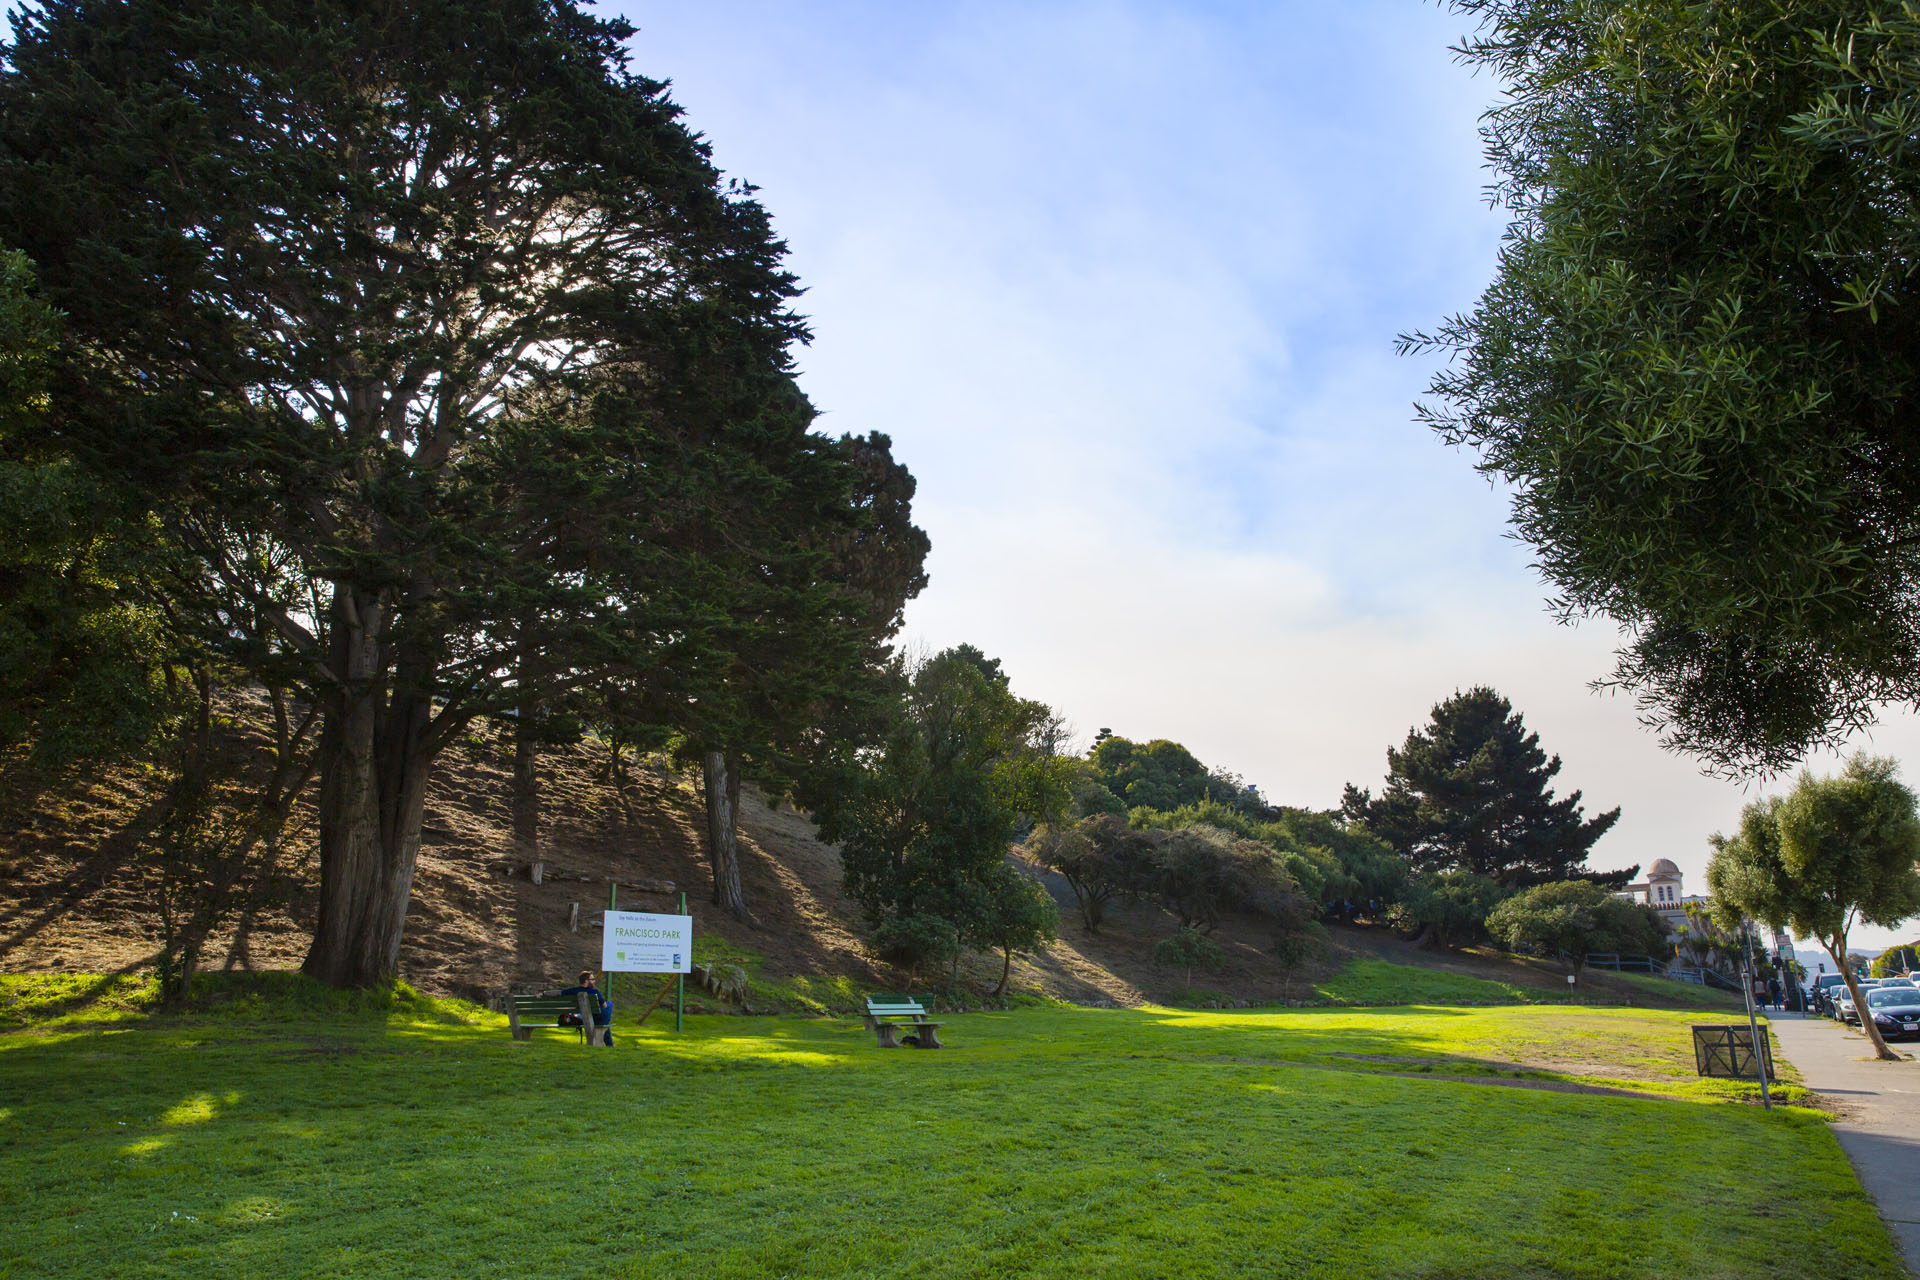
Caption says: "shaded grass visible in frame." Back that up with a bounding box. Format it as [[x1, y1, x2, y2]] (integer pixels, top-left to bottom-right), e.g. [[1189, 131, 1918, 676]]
[[0, 970, 489, 1029], [0, 978, 1899, 1280]]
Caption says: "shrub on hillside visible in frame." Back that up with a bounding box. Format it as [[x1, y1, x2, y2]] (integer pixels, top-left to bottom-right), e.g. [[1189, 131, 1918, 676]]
[[1129, 798, 1410, 915], [1153, 926, 1224, 987], [1390, 870, 1512, 949], [871, 913, 961, 979], [1484, 880, 1670, 974], [1152, 825, 1300, 933], [959, 863, 1061, 996], [1028, 814, 1159, 932], [1269, 913, 1328, 1004]]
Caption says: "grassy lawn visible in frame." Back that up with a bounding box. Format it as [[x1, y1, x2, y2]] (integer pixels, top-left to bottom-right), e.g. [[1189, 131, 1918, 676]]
[[1315, 956, 1562, 1006], [0, 975, 1900, 1280], [1313, 957, 1749, 1014]]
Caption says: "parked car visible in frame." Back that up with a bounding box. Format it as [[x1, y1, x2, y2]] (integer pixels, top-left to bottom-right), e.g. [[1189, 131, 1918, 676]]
[[1810, 973, 1849, 1015], [1836, 980, 1888, 1024], [1864, 987, 1920, 1041]]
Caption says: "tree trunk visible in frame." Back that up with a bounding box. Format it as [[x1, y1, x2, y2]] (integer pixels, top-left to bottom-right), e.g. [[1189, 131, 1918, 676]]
[[303, 599, 438, 988], [702, 750, 752, 922], [1824, 938, 1899, 1062], [994, 946, 1011, 997], [512, 701, 540, 879]]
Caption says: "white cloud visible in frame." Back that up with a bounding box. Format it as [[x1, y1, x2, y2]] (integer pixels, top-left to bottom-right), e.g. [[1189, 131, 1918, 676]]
[[618, 1, 1918, 945]]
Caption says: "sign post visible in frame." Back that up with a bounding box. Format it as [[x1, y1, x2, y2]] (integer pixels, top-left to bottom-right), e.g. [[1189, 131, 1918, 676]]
[[677, 891, 687, 1032], [602, 904, 693, 1034]]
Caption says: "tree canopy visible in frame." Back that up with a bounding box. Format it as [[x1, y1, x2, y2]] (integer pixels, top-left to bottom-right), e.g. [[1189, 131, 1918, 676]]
[[1484, 880, 1669, 975], [1344, 687, 1619, 886], [0, 0, 902, 985], [1708, 755, 1920, 1061], [1086, 735, 1266, 817], [1410, 0, 1920, 774], [816, 647, 1069, 975], [0, 249, 176, 770]]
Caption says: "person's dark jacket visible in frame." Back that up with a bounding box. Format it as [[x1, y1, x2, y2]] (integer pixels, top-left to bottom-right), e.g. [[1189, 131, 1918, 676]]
[[559, 985, 613, 1026]]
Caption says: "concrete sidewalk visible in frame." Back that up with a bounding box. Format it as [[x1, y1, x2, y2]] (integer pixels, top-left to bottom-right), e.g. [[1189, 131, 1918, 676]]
[[1768, 1011, 1920, 1277]]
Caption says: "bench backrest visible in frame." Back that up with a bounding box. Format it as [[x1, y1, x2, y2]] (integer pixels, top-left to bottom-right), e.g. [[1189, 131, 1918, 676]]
[[508, 992, 598, 1032], [866, 995, 927, 1019]]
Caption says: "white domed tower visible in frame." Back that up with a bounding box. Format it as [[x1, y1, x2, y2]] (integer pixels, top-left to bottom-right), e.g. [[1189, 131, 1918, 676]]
[[1646, 858, 1683, 906]]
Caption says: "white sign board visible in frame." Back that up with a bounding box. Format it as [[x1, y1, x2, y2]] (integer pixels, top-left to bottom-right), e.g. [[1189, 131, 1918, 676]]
[[601, 910, 693, 974]]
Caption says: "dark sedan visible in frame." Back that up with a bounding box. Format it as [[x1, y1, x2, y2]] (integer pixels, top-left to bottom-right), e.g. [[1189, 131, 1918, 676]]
[[1864, 987, 1920, 1041]]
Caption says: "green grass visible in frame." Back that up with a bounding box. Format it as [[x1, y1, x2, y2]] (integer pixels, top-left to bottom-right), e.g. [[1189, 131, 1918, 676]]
[[1604, 969, 1747, 1009], [0, 973, 1900, 1280], [1314, 957, 1749, 1013], [685, 933, 869, 1014], [1315, 957, 1559, 1005]]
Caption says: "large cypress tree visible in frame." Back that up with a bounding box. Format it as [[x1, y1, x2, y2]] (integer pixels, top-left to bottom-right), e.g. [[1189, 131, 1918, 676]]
[[1343, 687, 1622, 886], [683, 429, 929, 923], [0, 0, 833, 985]]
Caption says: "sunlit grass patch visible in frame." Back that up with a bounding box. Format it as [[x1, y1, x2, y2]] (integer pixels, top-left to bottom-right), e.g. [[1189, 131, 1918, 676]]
[[0, 971, 160, 1026], [158, 1092, 233, 1126], [1315, 956, 1559, 1004]]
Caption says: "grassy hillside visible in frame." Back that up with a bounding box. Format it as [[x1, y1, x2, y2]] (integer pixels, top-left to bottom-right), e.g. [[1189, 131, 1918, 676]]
[[0, 708, 1743, 1014]]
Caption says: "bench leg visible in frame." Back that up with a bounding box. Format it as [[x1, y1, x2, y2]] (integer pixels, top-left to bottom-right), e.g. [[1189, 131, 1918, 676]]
[[874, 1022, 902, 1048], [916, 1025, 943, 1049]]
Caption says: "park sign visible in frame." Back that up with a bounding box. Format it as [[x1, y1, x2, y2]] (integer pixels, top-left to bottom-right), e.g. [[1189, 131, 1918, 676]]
[[601, 911, 693, 974]]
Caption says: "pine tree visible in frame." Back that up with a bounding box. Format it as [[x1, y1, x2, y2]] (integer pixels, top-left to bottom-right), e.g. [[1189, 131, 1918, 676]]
[[1344, 687, 1620, 885]]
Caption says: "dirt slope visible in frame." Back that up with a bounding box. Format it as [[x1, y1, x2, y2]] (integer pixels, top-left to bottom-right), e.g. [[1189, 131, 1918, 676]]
[[0, 713, 1703, 1010], [0, 720, 899, 1005]]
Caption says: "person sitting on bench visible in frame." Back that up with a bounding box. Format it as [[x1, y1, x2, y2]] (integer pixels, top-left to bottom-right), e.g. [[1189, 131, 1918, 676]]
[[554, 970, 615, 1047]]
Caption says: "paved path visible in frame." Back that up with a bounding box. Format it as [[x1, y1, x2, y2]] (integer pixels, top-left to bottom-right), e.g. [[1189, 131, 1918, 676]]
[[1768, 1012, 1920, 1277]]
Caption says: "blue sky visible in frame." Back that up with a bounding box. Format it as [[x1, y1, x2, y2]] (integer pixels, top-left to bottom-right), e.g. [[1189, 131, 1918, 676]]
[[619, 1, 1920, 945]]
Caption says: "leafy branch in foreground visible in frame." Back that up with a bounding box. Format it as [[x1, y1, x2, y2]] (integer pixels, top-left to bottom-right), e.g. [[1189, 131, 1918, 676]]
[[1412, 1, 1920, 774]]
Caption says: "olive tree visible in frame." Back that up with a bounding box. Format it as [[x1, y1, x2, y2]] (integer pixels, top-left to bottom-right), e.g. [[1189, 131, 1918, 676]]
[[1709, 756, 1920, 1061], [1411, 1, 1920, 774]]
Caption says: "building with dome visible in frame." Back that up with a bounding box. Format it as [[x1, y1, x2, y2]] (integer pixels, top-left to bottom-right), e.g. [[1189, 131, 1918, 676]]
[[1616, 860, 1795, 961], [1618, 858, 1704, 931]]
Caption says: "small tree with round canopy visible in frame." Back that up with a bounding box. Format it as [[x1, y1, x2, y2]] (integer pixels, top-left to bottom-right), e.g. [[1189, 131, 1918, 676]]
[[1708, 756, 1920, 1062]]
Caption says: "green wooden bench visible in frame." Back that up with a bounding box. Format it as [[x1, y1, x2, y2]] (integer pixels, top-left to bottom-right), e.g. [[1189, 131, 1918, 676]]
[[863, 994, 944, 1049], [506, 990, 605, 1045]]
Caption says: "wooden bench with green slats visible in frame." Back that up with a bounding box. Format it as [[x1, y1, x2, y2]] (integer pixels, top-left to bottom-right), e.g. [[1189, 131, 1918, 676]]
[[506, 990, 604, 1045], [863, 994, 944, 1049]]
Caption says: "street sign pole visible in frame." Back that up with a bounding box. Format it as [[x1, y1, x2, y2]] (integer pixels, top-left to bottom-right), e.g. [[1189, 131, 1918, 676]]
[[676, 890, 686, 1033], [1739, 922, 1772, 1110], [606, 881, 617, 1007]]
